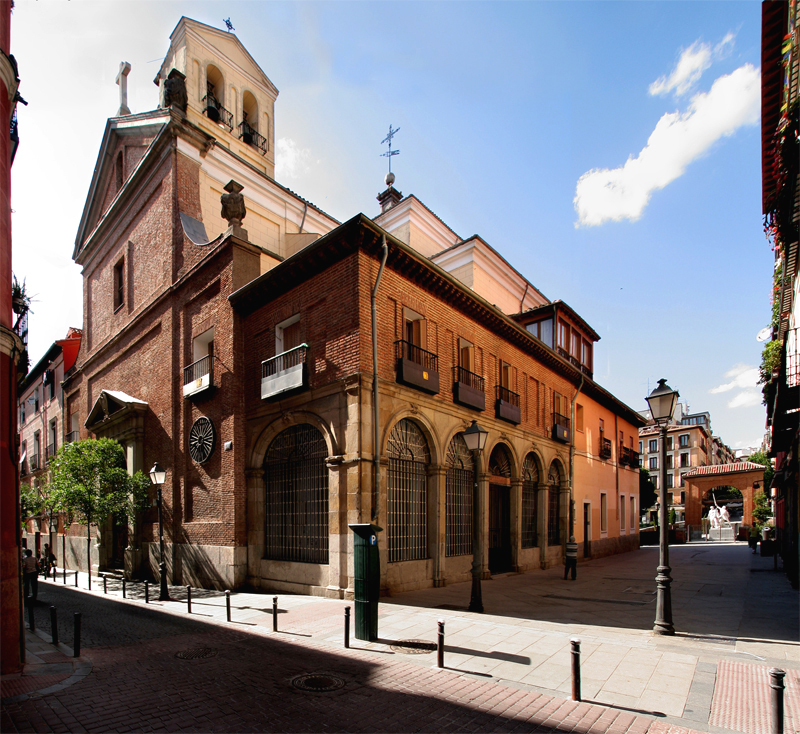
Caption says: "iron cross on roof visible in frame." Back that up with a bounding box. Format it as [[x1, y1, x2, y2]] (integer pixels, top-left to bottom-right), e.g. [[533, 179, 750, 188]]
[[380, 124, 400, 174]]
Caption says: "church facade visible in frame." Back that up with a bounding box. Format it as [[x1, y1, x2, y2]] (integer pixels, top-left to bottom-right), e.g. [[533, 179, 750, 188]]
[[61, 17, 642, 596]]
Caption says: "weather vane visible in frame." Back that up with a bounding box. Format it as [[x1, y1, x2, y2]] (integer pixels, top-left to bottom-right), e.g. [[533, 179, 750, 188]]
[[223, 18, 235, 32], [380, 124, 400, 176]]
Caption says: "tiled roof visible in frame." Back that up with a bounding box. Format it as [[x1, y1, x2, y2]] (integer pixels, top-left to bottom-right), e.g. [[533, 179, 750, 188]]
[[682, 462, 765, 478]]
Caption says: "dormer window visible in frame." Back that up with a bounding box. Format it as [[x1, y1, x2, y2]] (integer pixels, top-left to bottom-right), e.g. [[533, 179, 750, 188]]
[[203, 65, 232, 129], [238, 91, 267, 155]]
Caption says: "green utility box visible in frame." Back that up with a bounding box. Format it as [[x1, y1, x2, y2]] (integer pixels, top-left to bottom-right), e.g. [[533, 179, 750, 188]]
[[349, 523, 382, 641]]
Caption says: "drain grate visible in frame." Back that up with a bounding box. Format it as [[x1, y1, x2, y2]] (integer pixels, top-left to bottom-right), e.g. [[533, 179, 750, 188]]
[[175, 648, 218, 660], [291, 673, 346, 692], [390, 639, 437, 655]]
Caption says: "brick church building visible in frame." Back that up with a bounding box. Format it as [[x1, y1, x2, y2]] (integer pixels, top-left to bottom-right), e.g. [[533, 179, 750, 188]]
[[62, 17, 643, 596]]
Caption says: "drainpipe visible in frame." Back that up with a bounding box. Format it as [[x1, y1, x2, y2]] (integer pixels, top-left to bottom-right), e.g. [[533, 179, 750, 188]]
[[569, 375, 584, 540], [371, 236, 388, 522]]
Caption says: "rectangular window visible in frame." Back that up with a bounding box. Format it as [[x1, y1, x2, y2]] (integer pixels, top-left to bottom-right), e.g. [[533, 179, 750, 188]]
[[599, 418, 604, 433], [553, 391, 567, 426], [34, 387, 39, 413], [649, 457, 658, 470], [499, 360, 512, 389], [557, 320, 568, 350], [630, 496, 636, 529], [600, 493, 607, 533], [48, 418, 57, 461], [19, 400, 25, 424], [620, 494, 626, 531], [113, 257, 125, 311], [639, 440, 643, 454], [276, 314, 301, 354], [575, 404, 584, 432], [680, 491, 686, 504], [539, 318, 553, 348], [679, 434, 689, 448], [668, 492, 674, 505], [458, 338, 474, 373], [570, 329, 580, 358], [652, 475, 659, 490], [667, 473, 674, 489], [680, 453, 689, 468], [666, 454, 673, 469], [581, 338, 592, 370], [667, 436, 673, 450], [649, 439, 658, 453]]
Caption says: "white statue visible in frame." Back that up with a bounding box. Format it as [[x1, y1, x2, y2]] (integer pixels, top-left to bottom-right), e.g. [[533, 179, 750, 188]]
[[720, 505, 730, 525], [708, 506, 719, 529]]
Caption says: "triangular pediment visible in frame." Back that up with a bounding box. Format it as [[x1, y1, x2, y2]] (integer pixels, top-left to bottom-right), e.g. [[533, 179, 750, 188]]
[[85, 389, 148, 432]]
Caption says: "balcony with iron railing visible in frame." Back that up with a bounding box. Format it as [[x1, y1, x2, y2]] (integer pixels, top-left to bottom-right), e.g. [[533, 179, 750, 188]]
[[553, 412, 570, 443], [202, 94, 233, 130], [262, 344, 308, 400], [495, 385, 521, 424], [600, 437, 612, 459], [65, 431, 79, 444], [452, 366, 485, 411], [183, 355, 214, 398], [394, 340, 439, 395], [46, 443, 56, 463], [29, 453, 40, 472], [238, 120, 268, 155], [620, 445, 639, 468]]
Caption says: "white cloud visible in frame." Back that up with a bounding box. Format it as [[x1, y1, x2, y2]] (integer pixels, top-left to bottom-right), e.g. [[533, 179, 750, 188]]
[[710, 364, 761, 409], [574, 63, 759, 227], [276, 138, 312, 180], [649, 41, 712, 97]]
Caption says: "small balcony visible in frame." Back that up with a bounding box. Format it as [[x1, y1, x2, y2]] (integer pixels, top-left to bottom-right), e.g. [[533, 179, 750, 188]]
[[395, 340, 439, 395], [19, 460, 28, 476], [619, 445, 639, 468], [599, 437, 612, 459], [238, 120, 268, 155], [46, 443, 56, 463], [552, 413, 570, 443], [452, 366, 485, 411], [183, 355, 214, 398], [262, 344, 308, 400], [65, 431, 79, 444], [202, 94, 233, 130], [495, 385, 521, 424], [29, 453, 40, 472]]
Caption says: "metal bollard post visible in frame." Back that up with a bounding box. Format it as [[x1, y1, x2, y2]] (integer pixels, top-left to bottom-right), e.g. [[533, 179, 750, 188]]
[[186, 586, 192, 614], [122, 578, 126, 598], [344, 606, 351, 648], [225, 590, 231, 622], [272, 596, 278, 632], [73, 612, 81, 658], [769, 668, 785, 734], [103, 576, 107, 594], [50, 606, 59, 645], [145, 580, 149, 603], [63, 565, 66, 584], [74, 570, 78, 587], [27, 599, 35, 632], [437, 619, 445, 669], [570, 638, 581, 702]]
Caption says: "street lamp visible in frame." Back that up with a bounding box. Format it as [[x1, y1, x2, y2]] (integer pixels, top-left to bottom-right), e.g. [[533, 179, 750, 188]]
[[149, 462, 170, 601], [645, 378, 679, 636], [463, 420, 489, 613]]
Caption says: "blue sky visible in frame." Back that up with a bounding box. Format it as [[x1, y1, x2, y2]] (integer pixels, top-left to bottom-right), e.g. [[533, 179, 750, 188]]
[[10, 1, 770, 449]]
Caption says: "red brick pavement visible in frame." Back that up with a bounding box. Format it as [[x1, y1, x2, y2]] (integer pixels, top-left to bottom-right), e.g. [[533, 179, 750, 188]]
[[709, 660, 800, 734], [1, 624, 708, 733], [0, 674, 72, 700]]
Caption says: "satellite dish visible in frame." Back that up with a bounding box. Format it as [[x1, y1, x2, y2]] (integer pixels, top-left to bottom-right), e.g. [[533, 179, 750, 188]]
[[756, 327, 772, 342]]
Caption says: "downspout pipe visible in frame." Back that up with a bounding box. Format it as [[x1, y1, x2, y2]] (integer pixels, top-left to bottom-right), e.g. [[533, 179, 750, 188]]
[[569, 375, 584, 540], [371, 236, 388, 522]]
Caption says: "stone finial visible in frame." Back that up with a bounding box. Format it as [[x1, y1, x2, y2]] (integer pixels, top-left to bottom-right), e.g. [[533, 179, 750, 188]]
[[220, 180, 248, 239], [163, 68, 187, 113], [116, 61, 131, 116]]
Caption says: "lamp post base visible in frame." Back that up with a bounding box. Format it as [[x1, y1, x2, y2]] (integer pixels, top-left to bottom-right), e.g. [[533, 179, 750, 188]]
[[158, 561, 170, 602], [653, 564, 674, 636], [468, 572, 483, 613]]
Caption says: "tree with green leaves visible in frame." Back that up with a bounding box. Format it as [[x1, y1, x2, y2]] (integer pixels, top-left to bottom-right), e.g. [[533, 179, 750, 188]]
[[47, 438, 151, 587], [639, 467, 657, 515], [747, 451, 774, 489], [751, 491, 772, 533], [19, 481, 41, 531]]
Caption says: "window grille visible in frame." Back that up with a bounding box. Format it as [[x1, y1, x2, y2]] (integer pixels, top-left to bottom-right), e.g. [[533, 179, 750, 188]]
[[387, 419, 430, 563], [445, 434, 473, 557], [548, 463, 562, 545], [263, 424, 328, 564], [521, 454, 539, 548]]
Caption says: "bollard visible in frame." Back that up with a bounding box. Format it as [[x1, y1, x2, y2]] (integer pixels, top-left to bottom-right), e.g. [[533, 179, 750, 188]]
[[63, 565, 66, 584], [73, 612, 81, 658], [103, 576, 107, 594], [344, 606, 351, 648], [272, 596, 278, 632], [145, 580, 149, 604], [225, 590, 231, 622], [570, 638, 581, 702], [437, 619, 445, 669], [27, 599, 35, 632], [50, 606, 59, 645], [74, 570, 78, 587], [769, 668, 785, 734], [122, 578, 126, 598], [187, 586, 192, 614]]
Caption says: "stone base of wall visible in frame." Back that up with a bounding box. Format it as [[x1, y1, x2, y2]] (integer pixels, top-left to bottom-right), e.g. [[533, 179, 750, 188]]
[[143, 542, 246, 590], [585, 533, 640, 560]]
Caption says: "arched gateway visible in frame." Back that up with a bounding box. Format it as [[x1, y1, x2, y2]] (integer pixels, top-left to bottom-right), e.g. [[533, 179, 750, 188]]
[[682, 462, 766, 531]]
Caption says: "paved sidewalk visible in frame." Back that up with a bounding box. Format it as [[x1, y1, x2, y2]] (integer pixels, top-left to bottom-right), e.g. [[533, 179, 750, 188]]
[[2, 542, 797, 733]]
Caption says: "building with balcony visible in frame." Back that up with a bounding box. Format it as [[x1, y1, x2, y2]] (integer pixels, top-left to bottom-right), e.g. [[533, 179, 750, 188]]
[[761, 0, 799, 588], [60, 17, 644, 596]]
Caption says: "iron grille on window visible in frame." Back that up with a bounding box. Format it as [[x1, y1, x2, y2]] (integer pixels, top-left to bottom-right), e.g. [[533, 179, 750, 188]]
[[547, 465, 561, 546], [202, 94, 233, 130], [46, 443, 56, 463], [184, 355, 213, 388], [394, 340, 438, 371], [453, 365, 484, 391], [445, 434, 473, 557], [521, 455, 539, 548], [263, 424, 328, 564], [65, 431, 79, 444], [30, 454, 40, 472], [387, 419, 430, 563], [238, 120, 268, 155]]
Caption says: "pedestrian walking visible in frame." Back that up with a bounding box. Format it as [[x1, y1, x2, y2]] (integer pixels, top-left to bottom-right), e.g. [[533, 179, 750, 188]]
[[564, 535, 578, 580], [43, 543, 57, 578], [22, 549, 39, 601]]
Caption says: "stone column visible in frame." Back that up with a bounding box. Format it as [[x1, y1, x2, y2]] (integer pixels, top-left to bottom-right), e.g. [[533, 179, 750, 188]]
[[538, 483, 548, 569], [510, 477, 523, 572], [245, 468, 264, 585], [430, 463, 447, 587]]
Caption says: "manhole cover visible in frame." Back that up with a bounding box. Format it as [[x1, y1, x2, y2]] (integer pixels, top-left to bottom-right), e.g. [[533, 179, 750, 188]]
[[390, 639, 437, 654], [175, 648, 218, 660], [291, 673, 346, 692]]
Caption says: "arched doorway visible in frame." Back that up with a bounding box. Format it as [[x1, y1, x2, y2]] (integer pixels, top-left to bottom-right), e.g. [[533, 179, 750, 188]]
[[386, 419, 430, 563], [488, 444, 512, 574], [547, 462, 562, 546]]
